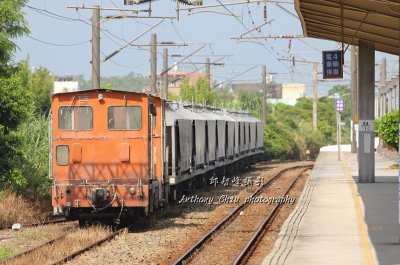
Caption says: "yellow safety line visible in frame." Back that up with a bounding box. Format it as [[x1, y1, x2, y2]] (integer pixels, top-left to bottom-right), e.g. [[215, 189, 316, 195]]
[[341, 152, 376, 265]]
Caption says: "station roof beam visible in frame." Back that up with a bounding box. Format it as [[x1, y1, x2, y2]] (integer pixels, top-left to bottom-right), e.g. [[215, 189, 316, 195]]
[[294, 0, 400, 55]]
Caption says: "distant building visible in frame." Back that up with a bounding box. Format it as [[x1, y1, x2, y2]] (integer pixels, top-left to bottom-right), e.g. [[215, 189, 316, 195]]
[[232, 82, 306, 106], [231, 83, 263, 94], [53, 75, 79, 94], [276, 83, 306, 101], [144, 71, 208, 95]]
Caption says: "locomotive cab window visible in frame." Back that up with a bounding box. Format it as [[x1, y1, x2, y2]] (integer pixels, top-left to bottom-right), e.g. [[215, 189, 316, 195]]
[[58, 106, 93, 130], [56, 145, 69, 166], [108, 106, 142, 130]]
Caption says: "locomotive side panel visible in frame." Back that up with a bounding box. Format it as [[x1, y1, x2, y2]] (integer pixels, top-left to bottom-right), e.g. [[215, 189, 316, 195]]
[[216, 120, 226, 160], [226, 121, 235, 158], [234, 122, 239, 156], [177, 119, 192, 174], [206, 120, 217, 163], [250, 122, 257, 151], [257, 122, 264, 149], [194, 120, 206, 166], [239, 122, 245, 153], [244, 122, 250, 152]]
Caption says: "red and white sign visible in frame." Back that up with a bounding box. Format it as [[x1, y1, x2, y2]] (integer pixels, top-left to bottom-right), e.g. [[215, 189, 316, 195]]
[[335, 99, 344, 113]]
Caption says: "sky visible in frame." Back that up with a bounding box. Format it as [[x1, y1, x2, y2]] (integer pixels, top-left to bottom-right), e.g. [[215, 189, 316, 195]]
[[15, 0, 399, 96]]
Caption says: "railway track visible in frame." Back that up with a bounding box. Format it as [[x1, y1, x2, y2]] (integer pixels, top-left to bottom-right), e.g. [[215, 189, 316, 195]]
[[1, 225, 124, 265], [1, 217, 72, 230], [173, 165, 313, 265]]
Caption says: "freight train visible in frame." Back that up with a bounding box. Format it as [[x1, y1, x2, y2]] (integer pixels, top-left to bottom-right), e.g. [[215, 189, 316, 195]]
[[50, 89, 264, 225]]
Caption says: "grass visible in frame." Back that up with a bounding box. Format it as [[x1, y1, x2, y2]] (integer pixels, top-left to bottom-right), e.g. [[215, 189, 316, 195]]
[[8, 226, 111, 265], [0, 189, 48, 228], [0, 247, 13, 260]]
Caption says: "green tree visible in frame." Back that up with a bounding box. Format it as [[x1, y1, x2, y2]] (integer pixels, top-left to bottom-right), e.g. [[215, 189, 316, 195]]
[[215, 87, 234, 108], [0, 76, 34, 188], [237, 91, 262, 118], [376, 110, 399, 150], [179, 77, 216, 105], [195, 78, 215, 105], [179, 78, 195, 102], [0, 0, 29, 75], [75, 72, 151, 91], [16, 60, 54, 114], [16, 113, 51, 196]]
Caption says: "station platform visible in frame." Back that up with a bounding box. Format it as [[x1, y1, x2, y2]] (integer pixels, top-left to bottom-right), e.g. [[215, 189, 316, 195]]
[[263, 147, 399, 265]]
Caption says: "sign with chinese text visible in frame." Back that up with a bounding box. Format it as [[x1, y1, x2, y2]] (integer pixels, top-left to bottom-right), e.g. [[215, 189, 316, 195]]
[[359, 120, 374, 131], [323, 50, 343, 79], [335, 99, 344, 113]]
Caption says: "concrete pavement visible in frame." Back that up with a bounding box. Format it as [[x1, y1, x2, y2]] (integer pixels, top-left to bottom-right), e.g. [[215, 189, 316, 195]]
[[262, 147, 399, 265]]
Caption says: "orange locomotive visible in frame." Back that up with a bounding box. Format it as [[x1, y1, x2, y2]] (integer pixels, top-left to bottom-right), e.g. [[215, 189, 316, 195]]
[[50, 89, 264, 225]]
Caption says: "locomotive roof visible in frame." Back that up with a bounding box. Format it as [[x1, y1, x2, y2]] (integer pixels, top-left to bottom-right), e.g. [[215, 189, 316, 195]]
[[165, 101, 262, 126], [53, 89, 162, 99]]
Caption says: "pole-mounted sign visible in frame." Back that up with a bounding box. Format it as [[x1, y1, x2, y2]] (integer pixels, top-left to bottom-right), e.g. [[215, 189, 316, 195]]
[[323, 50, 343, 79], [335, 98, 344, 113]]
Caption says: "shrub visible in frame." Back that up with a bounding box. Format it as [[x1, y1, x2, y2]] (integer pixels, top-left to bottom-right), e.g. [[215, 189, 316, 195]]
[[0, 188, 47, 228], [376, 110, 399, 150]]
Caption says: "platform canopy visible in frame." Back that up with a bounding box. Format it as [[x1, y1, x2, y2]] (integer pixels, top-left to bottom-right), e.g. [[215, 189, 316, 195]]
[[294, 0, 400, 55]]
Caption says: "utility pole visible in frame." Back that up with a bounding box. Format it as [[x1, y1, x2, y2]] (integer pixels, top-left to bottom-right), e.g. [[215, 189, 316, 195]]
[[206, 57, 211, 89], [150, 33, 157, 93], [262, 65, 267, 124], [380, 58, 386, 116], [351, 45, 358, 153], [92, 5, 100, 89], [162, 48, 168, 99], [312, 62, 318, 129]]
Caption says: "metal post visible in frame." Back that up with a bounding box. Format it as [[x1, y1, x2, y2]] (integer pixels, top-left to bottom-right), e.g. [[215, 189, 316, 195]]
[[312, 62, 318, 129], [206, 57, 211, 89], [262, 65, 267, 124], [150, 33, 157, 93], [380, 58, 387, 85], [380, 58, 387, 116], [383, 90, 387, 115], [337, 112, 340, 160], [92, 5, 100, 89], [351, 46, 358, 153], [358, 40, 375, 183], [339, 113, 341, 160], [162, 48, 168, 99]]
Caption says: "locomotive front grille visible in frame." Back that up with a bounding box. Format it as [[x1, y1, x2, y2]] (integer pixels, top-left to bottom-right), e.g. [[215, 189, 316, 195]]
[[91, 188, 110, 204]]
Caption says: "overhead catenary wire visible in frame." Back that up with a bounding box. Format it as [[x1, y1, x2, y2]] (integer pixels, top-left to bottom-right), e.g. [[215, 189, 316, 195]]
[[160, 45, 206, 75], [102, 19, 165, 62], [27, 35, 91, 47], [24, 4, 86, 21], [170, 20, 201, 72], [168, 57, 226, 85], [213, 65, 259, 88], [213, 0, 292, 72]]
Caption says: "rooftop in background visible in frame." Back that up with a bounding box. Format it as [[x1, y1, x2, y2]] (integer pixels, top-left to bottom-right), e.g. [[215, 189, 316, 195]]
[[232, 82, 305, 99], [294, 0, 400, 55], [152, 71, 207, 95]]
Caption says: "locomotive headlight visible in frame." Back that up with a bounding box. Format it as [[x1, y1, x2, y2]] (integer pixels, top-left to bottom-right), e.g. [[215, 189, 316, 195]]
[[98, 94, 104, 101], [66, 201, 71, 207], [129, 187, 135, 195]]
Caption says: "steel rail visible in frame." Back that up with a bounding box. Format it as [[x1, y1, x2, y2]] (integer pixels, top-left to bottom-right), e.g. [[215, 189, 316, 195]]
[[232, 167, 311, 265], [0, 228, 79, 265], [51, 228, 127, 265], [1, 226, 126, 265], [172, 164, 313, 265], [1, 217, 71, 230]]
